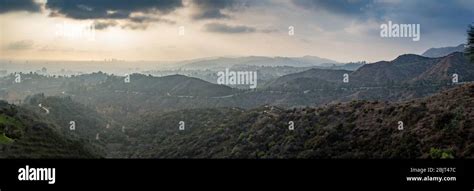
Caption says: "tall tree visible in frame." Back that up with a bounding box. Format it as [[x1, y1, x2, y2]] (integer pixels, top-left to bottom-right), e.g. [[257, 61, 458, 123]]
[[467, 24, 474, 63]]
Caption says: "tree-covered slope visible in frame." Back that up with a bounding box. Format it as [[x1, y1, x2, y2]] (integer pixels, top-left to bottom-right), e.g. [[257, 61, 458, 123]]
[[118, 84, 474, 159], [0, 100, 102, 158]]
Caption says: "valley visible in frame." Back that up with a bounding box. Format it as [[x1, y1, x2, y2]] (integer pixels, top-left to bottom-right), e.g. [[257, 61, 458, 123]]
[[1, 51, 472, 159]]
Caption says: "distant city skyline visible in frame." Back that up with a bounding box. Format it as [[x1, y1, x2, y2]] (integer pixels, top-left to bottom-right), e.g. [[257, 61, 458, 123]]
[[0, 0, 473, 62]]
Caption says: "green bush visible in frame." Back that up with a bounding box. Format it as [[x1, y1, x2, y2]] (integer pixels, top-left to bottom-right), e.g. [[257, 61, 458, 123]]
[[429, 148, 454, 159]]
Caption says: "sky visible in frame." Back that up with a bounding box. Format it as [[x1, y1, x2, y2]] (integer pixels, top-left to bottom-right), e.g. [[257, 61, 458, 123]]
[[0, 0, 473, 63]]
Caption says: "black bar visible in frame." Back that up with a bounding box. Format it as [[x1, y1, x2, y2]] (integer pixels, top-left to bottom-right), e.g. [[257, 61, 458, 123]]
[[0, 159, 472, 190]]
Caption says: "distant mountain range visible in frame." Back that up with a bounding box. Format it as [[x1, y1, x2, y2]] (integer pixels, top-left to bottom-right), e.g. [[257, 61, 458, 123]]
[[257, 52, 474, 107], [422, 44, 466, 58], [179, 55, 340, 70], [171, 43, 467, 71], [268, 52, 473, 90]]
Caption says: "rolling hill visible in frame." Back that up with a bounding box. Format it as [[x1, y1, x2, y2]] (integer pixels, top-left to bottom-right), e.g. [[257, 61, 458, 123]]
[[1, 52, 473, 132], [266, 52, 473, 92], [0, 100, 102, 158], [263, 68, 349, 91], [116, 84, 474, 159], [422, 44, 466, 58]]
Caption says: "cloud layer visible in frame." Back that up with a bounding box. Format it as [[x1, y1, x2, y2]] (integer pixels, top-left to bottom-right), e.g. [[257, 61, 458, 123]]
[[191, 0, 251, 20], [292, 0, 373, 15], [0, 0, 40, 13], [292, 0, 474, 32], [45, 0, 183, 19], [1, 0, 473, 62], [1, 0, 472, 31]]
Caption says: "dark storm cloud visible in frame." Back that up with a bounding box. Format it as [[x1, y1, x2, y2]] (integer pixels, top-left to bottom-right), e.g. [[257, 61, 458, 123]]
[[192, 0, 237, 20], [45, 0, 183, 20], [129, 16, 175, 25], [385, 0, 474, 34], [204, 23, 256, 33], [292, 0, 373, 16], [192, 0, 253, 20], [44, 0, 183, 30], [292, 0, 474, 35], [92, 16, 175, 30], [0, 0, 41, 14]]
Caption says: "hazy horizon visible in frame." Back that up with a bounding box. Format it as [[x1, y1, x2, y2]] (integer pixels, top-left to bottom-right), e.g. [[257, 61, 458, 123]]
[[0, 43, 466, 64], [1, 0, 472, 63]]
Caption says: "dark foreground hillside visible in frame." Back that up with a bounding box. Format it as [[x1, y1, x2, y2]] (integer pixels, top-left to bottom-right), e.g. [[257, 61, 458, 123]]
[[1, 84, 472, 159], [0, 100, 103, 158], [116, 84, 474, 159]]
